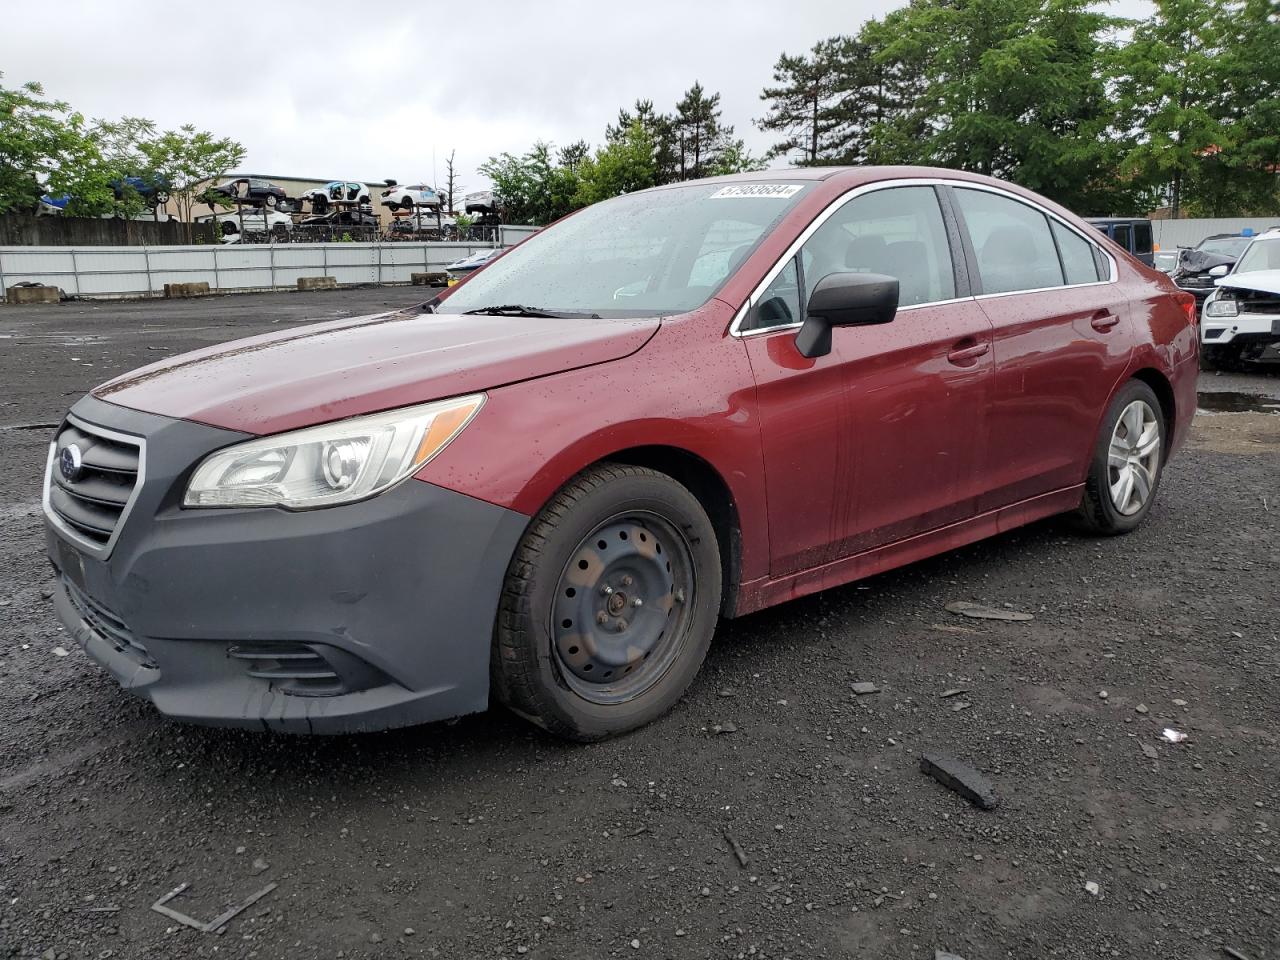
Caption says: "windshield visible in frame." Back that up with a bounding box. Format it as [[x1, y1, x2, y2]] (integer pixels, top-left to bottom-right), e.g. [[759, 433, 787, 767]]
[[1235, 237, 1280, 274], [438, 182, 809, 318], [1198, 236, 1251, 258]]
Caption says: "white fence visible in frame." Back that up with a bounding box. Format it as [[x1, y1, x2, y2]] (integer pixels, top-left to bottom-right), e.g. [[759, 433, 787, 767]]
[[1151, 217, 1279, 249], [0, 225, 538, 301]]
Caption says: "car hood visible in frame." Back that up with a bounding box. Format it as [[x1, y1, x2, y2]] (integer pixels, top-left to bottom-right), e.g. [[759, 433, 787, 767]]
[[93, 309, 660, 434], [1217, 269, 1280, 296]]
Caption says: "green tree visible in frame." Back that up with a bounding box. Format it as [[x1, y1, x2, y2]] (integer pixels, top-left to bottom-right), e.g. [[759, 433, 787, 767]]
[[92, 116, 168, 219], [479, 141, 580, 225], [1195, 0, 1280, 214], [1111, 0, 1230, 217], [557, 140, 590, 173], [607, 99, 680, 184], [575, 120, 658, 206], [674, 82, 734, 180], [757, 38, 849, 164], [0, 75, 103, 215], [709, 139, 767, 176], [139, 124, 245, 241]]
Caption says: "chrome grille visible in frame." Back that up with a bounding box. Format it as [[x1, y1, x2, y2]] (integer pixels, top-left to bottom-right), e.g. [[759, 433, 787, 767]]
[[45, 417, 143, 555], [63, 576, 155, 668]]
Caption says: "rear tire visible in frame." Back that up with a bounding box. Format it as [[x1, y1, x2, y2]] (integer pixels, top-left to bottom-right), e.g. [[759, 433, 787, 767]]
[[1076, 380, 1165, 536], [492, 464, 721, 741]]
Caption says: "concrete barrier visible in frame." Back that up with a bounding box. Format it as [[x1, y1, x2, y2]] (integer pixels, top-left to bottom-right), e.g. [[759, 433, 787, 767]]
[[163, 281, 210, 298], [5, 284, 60, 304], [297, 276, 338, 291], [411, 271, 448, 286]]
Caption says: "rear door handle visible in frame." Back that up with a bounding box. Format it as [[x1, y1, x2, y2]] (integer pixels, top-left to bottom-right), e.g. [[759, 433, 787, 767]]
[[1091, 311, 1121, 332], [946, 341, 990, 366]]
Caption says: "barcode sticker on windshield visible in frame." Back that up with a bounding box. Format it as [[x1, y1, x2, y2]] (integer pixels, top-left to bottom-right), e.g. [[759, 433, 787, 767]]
[[709, 184, 804, 200]]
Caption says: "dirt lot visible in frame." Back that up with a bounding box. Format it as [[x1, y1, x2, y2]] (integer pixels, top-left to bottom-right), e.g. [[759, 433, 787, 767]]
[[1, 290, 1277, 960]]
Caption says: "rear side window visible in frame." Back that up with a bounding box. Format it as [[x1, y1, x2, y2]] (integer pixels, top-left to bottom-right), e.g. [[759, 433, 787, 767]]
[[1051, 221, 1104, 285], [954, 188, 1064, 294], [801, 186, 956, 308], [1134, 222, 1153, 254], [1113, 223, 1133, 252]]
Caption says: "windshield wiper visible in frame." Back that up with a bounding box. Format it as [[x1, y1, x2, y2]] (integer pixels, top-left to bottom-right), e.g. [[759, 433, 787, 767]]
[[460, 304, 601, 319]]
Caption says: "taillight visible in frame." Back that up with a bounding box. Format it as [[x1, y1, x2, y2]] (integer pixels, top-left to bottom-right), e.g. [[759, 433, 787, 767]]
[[1174, 290, 1198, 326]]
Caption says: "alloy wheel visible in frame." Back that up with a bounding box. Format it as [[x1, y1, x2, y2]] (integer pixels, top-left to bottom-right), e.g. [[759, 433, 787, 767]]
[[1107, 400, 1160, 516]]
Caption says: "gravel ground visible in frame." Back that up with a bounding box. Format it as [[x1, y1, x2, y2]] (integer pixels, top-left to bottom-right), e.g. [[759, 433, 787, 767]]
[[1, 291, 1277, 960]]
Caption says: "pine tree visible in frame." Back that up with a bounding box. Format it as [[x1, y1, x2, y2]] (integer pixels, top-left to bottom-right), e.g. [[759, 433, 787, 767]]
[[757, 38, 848, 165], [674, 82, 734, 180]]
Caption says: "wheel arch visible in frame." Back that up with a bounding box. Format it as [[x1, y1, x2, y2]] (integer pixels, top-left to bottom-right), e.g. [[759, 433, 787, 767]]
[[552, 445, 744, 620], [1128, 367, 1177, 454]]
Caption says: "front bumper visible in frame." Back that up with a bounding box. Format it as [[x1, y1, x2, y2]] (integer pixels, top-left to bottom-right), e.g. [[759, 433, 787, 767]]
[[45, 395, 529, 734], [1201, 312, 1279, 345]]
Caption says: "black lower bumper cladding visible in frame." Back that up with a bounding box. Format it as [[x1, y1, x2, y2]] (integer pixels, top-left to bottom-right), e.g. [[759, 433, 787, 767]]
[[45, 394, 529, 733]]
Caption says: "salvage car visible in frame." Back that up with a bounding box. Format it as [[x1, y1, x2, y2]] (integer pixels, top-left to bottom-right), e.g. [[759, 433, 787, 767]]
[[43, 168, 1198, 740], [1171, 233, 1254, 307], [381, 183, 443, 210], [215, 207, 293, 241], [300, 181, 372, 213], [443, 246, 502, 282], [463, 189, 501, 215], [1200, 229, 1280, 370], [210, 177, 288, 208]]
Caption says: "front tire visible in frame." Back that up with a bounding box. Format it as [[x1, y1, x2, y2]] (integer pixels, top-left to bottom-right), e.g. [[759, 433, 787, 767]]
[[492, 464, 722, 741], [1077, 380, 1165, 535], [1200, 343, 1250, 372]]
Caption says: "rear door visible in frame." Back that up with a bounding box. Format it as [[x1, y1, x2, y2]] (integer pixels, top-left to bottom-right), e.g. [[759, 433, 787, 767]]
[[947, 185, 1132, 511], [742, 183, 994, 575]]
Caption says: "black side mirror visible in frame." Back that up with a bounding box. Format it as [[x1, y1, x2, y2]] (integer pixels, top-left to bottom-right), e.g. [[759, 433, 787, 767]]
[[795, 272, 899, 358]]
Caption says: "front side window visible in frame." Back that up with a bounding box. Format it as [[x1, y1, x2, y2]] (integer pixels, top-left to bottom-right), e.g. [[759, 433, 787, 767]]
[[1113, 223, 1133, 252], [438, 182, 809, 318], [745, 256, 801, 331], [800, 186, 956, 308], [955, 188, 1065, 295], [1235, 237, 1280, 273], [1051, 221, 1104, 285]]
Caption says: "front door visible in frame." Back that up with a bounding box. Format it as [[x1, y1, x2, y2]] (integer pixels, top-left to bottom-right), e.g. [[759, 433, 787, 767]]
[[742, 184, 994, 577]]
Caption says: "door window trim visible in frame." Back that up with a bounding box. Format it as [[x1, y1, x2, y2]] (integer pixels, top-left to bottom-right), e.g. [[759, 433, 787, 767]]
[[729, 177, 1118, 338]]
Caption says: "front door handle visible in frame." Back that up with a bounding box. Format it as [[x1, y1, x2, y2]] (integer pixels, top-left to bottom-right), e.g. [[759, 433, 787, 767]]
[[1091, 311, 1121, 332], [946, 340, 990, 366]]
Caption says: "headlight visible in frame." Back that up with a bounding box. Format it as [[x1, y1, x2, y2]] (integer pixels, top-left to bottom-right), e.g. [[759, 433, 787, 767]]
[[1203, 296, 1238, 318], [184, 394, 484, 509]]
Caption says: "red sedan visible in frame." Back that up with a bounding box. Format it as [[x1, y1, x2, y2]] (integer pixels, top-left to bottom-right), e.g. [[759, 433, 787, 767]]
[[43, 167, 1199, 739]]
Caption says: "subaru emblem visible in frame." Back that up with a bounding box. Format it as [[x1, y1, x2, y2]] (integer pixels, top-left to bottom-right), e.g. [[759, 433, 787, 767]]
[[59, 443, 84, 482]]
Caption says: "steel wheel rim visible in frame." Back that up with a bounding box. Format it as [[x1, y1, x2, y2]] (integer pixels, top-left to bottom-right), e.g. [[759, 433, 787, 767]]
[[551, 511, 695, 705], [1107, 400, 1160, 516]]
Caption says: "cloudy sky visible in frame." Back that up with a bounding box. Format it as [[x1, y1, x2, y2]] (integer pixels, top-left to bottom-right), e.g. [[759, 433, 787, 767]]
[[3, 0, 1150, 194]]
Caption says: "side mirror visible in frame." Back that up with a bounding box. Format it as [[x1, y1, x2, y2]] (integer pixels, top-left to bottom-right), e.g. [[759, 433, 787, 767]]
[[1208, 264, 1230, 277], [795, 272, 899, 359]]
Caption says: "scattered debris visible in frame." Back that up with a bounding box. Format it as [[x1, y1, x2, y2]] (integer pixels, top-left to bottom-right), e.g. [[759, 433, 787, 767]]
[[919, 754, 998, 810], [717, 688, 735, 698], [951, 701, 971, 713], [1098, 690, 1109, 699], [51, 647, 69, 657], [1162, 728, 1189, 743], [1222, 947, 1253, 960], [711, 721, 737, 735], [1135, 703, 1148, 714], [939, 688, 968, 699], [1172, 698, 1188, 707], [945, 601, 1033, 622], [150, 881, 278, 933], [929, 623, 976, 634], [1084, 880, 1101, 896], [1139, 742, 1159, 760], [724, 832, 749, 868], [935, 952, 967, 960], [850, 682, 880, 695], [251, 857, 270, 875], [610, 777, 628, 788]]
